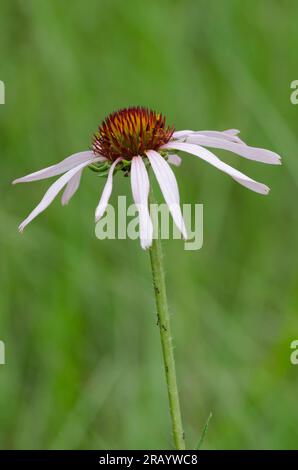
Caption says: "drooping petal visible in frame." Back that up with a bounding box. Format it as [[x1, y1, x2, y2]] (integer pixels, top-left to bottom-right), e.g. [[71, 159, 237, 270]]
[[61, 170, 83, 206], [13, 151, 106, 184], [173, 129, 243, 144], [131, 156, 153, 250], [224, 129, 240, 135], [167, 154, 182, 167], [193, 130, 244, 144], [18, 157, 101, 232], [162, 142, 270, 195], [146, 150, 188, 239], [177, 134, 281, 165], [95, 157, 122, 222], [172, 130, 194, 139]]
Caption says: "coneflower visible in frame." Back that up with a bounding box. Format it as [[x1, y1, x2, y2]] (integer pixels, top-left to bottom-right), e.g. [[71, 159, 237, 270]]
[[13, 107, 281, 449]]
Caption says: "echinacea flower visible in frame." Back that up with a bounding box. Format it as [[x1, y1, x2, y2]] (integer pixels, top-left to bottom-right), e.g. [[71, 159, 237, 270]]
[[13, 106, 281, 248]]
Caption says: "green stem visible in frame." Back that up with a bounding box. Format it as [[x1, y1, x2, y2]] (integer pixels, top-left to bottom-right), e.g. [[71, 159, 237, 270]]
[[148, 187, 185, 450]]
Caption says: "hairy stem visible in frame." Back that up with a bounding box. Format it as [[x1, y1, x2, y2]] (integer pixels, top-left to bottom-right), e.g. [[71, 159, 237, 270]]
[[148, 187, 185, 450]]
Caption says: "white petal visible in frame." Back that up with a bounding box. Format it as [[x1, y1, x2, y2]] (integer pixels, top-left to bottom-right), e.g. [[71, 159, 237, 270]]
[[131, 156, 153, 250], [146, 150, 188, 239], [172, 129, 243, 143], [162, 142, 270, 195], [167, 154, 182, 167], [95, 158, 122, 222], [172, 130, 194, 139], [61, 170, 83, 206], [13, 151, 106, 184], [179, 135, 281, 165], [194, 130, 244, 144], [224, 129, 240, 135], [18, 157, 101, 232]]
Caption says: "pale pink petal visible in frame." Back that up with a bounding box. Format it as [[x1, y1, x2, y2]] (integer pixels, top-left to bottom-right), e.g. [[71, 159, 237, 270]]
[[194, 130, 245, 144], [172, 130, 194, 139], [167, 154, 182, 167], [95, 157, 122, 222], [162, 142, 270, 195], [18, 157, 101, 232], [177, 134, 281, 165], [172, 129, 243, 144], [131, 156, 153, 250], [13, 151, 106, 184], [61, 170, 83, 206], [146, 150, 188, 239], [224, 129, 240, 135]]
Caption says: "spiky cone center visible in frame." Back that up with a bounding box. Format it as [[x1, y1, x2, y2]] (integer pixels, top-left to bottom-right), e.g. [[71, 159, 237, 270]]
[[93, 107, 174, 162]]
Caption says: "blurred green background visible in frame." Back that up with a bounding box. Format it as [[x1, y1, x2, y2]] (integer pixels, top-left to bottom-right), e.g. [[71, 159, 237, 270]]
[[1, 0, 297, 450]]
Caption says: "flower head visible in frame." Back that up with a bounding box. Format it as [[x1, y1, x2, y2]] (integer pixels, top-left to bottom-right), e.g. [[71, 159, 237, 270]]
[[13, 106, 281, 249], [93, 106, 174, 161]]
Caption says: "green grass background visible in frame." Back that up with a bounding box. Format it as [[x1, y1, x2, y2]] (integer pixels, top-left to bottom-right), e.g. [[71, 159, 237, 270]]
[[1, 0, 297, 449]]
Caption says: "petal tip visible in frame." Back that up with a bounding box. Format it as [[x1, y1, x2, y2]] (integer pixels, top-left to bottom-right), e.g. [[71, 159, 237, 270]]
[[182, 228, 188, 240], [270, 154, 282, 165], [61, 198, 69, 207], [141, 239, 152, 250]]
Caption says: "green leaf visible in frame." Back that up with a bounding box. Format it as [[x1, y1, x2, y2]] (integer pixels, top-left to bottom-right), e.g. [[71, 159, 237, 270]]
[[196, 412, 212, 450]]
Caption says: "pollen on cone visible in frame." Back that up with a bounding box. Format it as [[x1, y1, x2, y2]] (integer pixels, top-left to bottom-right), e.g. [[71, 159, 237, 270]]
[[93, 106, 174, 161]]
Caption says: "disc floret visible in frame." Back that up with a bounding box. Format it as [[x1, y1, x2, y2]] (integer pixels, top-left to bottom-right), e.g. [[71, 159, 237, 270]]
[[93, 106, 174, 161]]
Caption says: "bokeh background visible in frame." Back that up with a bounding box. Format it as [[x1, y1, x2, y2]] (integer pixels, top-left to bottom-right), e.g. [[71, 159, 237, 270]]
[[1, 0, 297, 450]]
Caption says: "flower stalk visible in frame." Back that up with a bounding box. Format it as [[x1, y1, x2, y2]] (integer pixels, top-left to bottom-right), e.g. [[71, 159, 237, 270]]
[[148, 187, 185, 450]]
